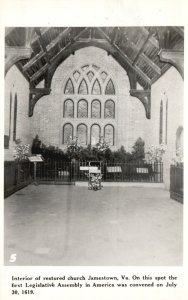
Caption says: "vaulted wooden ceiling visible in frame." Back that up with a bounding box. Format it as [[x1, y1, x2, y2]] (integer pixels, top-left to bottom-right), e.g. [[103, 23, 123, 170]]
[[5, 27, 184, 118]]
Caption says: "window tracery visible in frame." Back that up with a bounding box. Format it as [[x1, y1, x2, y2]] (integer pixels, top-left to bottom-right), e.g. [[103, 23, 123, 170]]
[[63, 65, 116, 145], [64, 78, 74, 94]]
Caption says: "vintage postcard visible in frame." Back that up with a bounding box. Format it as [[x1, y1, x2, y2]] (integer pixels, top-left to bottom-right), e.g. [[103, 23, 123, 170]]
[[0, 0, 187, 299]]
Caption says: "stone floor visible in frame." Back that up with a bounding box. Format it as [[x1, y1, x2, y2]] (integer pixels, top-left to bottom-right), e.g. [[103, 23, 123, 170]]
[[4, 184, 183, 266]]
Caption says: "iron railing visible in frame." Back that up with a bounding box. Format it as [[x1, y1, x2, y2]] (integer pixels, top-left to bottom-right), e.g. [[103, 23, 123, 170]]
[[170, 164, 183, 203], [35, 160, 163, 183]]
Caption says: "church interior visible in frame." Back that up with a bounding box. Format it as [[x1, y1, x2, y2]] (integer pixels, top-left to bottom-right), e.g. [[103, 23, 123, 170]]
[[4, 27, 184, 265]]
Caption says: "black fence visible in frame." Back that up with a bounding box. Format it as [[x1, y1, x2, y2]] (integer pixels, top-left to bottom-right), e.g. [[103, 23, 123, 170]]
[[35, 160, 163, 183], [170, 165, 183, 203], [4, 161, 31, 198]]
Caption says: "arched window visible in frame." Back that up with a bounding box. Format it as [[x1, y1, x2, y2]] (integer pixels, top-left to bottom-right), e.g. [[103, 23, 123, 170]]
[[176, 126, 183, 152], [104, 100, 115, 118], [159, 100, 163, 144], [73, 71, 80, 82], [166, 100, 168, 144], [77, 99, 88, 118], [62, 65, 117, 147], [91, 124, 101, 145], [64, 78, 74, 94], [87, 71, 94, 82], [63, 123, 73, 144], [104, 124, 114, 146], [100, 71, 107, 82], [78, 79, 88, 94], [105, 79, 115, 95], [64, 99, 74, 118], [9, 92, 12, 139], [92, 79, 101, 95], [77, 124, 87, 145], [13, 93, 17, 141], [91, 100, 101, 118]]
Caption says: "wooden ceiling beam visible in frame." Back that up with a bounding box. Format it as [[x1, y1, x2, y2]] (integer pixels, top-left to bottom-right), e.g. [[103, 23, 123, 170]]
[[35, 28, 51, 65], [141, 53, 161, 75], [111, 27, 119, 44], [5, 46, 32, 75], [30, 64, 48, 82], [30, 28, 89, 82], [159, 49, 184, 79], [134, 65, 151, 83], [173, 26, 184, 38], [96, 27, 151, 85], [23, 27, 71, 72], [133, 32, 152, 65], [5, 27, 15, 37]]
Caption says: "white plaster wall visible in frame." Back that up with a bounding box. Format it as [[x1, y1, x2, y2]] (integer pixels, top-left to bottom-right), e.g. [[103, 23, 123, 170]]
[[4, 65, 31, 161], [147, 66, 183, 189]]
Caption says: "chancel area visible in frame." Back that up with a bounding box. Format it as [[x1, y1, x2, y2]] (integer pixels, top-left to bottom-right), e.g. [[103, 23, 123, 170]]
[[4, 27, 184, 265]]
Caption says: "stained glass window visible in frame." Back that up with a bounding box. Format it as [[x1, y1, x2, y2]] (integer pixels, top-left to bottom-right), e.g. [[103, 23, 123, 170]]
[[91, 100, 101, 118], [73, 71, 80, 82], [176, 126, 183, 152], [87, 71, 94, 82], [166, 100, 168, 144], [104, 100, 115, 118], [64, 78, 74, 94], [77, 100, 88, 118], [64, 99, 74, 118], [159, 101, 163, 144], [104, 125, 114, 146], [92, 79, 101, 95], [13, 94, 17, 141], [92, 64, 100, 71], [100, 71, 107, 82], [91, 124, 100, 145], [105, 79, 115, 95], [78, 79, 88, 94], [82, 65, 89, 71], [77, 124, 87, 145], [63, 123, 73, 144], [9, 92, 12, 139]]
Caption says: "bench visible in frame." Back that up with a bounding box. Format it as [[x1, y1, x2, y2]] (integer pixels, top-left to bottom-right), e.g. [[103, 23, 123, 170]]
[[107, 166, 122, 173]]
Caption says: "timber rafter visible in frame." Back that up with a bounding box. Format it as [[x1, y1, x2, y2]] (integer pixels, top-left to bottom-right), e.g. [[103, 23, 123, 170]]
[[5, 26, 184, 117]]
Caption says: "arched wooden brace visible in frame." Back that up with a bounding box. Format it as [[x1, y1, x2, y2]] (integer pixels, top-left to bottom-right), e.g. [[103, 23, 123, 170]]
[[34, 39, 150, 93], [5, 28, 34, 76], [29, 87, 51, 117], [157, 27, 184, 80], [130, 89, 151, 119], [5, 47, 32, 75], [159, 49, 184, 79]]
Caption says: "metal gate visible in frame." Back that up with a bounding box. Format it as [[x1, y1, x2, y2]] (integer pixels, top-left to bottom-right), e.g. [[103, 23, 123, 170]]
[[36, 159, 73, 184]]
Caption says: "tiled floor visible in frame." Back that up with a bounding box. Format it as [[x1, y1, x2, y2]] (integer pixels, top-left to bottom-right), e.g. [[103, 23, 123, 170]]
[[4, 184, 183, 266]]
